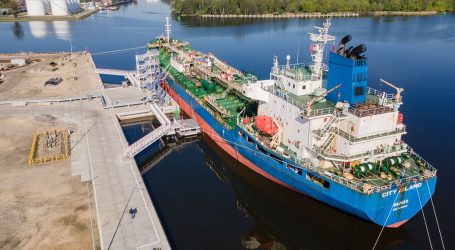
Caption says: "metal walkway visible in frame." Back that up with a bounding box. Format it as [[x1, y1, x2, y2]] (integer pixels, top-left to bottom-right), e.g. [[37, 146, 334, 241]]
[[96, 68, 134, 76], [125, 103, 172, 157], [125, 102, 200, 158], [96, 68, 141, 87]]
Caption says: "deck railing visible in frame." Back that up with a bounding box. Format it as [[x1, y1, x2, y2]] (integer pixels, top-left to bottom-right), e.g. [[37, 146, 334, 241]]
[[348, 105, 394, 117], [335, 127, 406, 143], [265, 86, 335, 117]]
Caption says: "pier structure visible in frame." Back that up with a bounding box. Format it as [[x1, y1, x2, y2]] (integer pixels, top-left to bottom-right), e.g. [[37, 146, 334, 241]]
[[0, 52, 173, 249]]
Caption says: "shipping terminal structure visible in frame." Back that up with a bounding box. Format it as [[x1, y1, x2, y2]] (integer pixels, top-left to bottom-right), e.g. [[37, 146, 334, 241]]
[[148, 18, 437, 228]]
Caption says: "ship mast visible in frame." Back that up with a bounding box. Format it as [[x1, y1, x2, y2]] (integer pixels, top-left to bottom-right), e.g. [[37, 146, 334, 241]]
[[164, 17, 171, 45], [309, 18, 335, 80]]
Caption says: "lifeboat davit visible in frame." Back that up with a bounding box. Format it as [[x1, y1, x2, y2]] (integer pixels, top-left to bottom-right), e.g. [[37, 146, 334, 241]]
[[255, 116, 278, 136]]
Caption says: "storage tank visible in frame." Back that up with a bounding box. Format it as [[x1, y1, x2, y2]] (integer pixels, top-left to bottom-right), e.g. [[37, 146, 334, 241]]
[[87, 1, 95, 10], [50, 0, 68, 16], [74, 0, 82, 12], [66, 0, 73, 13], [29, 21, 47, 38], [42, 0, 51, 14], [26, 0, 46, 16]]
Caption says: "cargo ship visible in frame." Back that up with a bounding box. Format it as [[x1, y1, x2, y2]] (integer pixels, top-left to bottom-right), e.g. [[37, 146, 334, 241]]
[[148, 18, 437, 227]]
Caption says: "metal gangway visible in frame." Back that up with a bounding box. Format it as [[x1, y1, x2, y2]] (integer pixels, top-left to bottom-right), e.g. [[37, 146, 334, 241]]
[[96, 68, 140, 87], [125, 102, 172, 157]]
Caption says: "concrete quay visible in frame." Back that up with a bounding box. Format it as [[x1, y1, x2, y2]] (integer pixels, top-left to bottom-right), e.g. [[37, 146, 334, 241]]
[[0, 52, 171, 249]]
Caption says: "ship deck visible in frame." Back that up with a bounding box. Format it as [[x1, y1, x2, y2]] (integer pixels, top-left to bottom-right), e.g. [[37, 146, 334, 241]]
[[158, 47, 251, 128], [264, 85, 336, 111]]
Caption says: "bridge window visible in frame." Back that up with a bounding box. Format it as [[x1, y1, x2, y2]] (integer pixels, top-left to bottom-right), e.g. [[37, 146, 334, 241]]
[[306, 173, 330, 189], [239, 130, 245, 138]]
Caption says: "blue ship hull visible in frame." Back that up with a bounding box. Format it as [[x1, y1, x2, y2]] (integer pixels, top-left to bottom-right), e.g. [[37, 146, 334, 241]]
[[163, 77, 437, 228]]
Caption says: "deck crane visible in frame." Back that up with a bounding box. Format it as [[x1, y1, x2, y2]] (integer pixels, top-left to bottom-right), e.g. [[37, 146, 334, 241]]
[[305, 84, 341, 115], [380, 78, 404, 103]]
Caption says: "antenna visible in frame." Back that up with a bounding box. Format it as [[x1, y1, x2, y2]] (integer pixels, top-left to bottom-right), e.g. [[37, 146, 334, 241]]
[[308, 18, 335, 80], [286, 55, 291, 70], [273, 56, 279, 73]]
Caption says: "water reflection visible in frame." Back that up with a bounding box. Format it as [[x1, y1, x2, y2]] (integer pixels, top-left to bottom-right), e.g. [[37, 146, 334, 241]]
[[29, 21, 48, 38], [194, 138, 418, 250], [52, 21, 71, 40], [11, 22, 24, 40], [27, 20, 72, 40]]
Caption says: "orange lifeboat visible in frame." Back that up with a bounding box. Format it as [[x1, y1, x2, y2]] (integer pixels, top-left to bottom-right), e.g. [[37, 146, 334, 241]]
[[255, 116, 278, 136]]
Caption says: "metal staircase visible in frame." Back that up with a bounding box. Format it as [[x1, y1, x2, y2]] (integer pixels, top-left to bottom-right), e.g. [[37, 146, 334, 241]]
[[320, 133, 336, 153], [315, 115, 338, 138]]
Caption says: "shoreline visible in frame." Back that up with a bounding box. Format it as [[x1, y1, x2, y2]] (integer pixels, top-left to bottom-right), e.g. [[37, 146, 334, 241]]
[[0, 9, 99, 22], [178, 10, 448, 18]]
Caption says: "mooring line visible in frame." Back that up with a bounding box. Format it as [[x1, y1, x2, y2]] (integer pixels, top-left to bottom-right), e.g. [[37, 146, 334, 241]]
[[372, 190, 401, 250], [416, 185, 434, 250], [91, 45, 147, 56], [426, 181, 445, 250]]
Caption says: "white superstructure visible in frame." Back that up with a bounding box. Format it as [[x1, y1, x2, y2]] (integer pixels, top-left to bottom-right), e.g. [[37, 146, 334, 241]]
[[242, 19, 409, 180]]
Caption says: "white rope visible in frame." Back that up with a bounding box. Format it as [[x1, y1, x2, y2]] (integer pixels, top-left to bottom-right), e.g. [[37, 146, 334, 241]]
[[426, 181, 445, 250], [371, 190, 401, 250], [416, 184, 434, 250], [91, 45, 147, 56]]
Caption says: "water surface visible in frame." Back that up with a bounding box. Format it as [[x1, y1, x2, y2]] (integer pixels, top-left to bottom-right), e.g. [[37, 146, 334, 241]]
[[2, 1, 454, 249]]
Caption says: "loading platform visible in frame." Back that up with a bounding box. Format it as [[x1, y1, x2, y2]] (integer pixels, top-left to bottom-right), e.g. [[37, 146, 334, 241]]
[[125, 102, 200, 158]]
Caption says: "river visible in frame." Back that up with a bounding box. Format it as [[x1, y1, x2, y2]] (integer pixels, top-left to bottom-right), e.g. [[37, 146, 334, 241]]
[[1, 1, 454, 249]]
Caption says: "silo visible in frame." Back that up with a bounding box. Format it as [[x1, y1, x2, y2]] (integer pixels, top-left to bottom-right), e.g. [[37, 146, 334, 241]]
[[43, 0, 51, 14], [65, 0, 73, 13], [87, 1, 95, 10], [26, 0, 46, 16], [75, 0, 81, 11], [50, 0, 68, 16], [29, 21, 47, 38]]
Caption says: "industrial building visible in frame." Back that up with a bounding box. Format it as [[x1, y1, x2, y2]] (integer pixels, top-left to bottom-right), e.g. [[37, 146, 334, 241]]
[[25, 0, 83, 16]]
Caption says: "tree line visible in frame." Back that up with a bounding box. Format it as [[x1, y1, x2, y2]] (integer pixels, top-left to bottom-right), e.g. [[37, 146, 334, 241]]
[[171, 0, 455, 15], [0, 0, 20, 17]]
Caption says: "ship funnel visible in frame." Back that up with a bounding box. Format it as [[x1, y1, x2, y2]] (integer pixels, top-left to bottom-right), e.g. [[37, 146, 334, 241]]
[[349, 44, 367, 59], [338, 35, 352, 56]]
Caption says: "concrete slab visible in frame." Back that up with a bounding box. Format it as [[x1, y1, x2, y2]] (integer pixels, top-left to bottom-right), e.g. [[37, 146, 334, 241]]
[[0, 102, 171, 250]]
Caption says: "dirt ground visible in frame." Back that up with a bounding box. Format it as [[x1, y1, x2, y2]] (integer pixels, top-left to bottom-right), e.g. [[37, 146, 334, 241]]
[[0, 115, 98, 250], [0, 53, 101, 100]]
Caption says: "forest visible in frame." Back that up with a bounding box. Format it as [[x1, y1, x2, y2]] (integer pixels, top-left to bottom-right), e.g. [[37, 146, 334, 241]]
[[171, 0, 454, 15]]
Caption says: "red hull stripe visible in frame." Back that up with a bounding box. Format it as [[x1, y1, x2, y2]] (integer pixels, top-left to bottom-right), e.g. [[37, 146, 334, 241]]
[[387, 220, 407, 228], [164, 82, 293, 190]]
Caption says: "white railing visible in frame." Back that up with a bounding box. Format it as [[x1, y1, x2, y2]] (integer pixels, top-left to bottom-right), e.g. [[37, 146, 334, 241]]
[[366, 87, 395, 100], [348, 105, 393, 117], [125, 125, 171, 158], [265, 86, 335, 117]]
